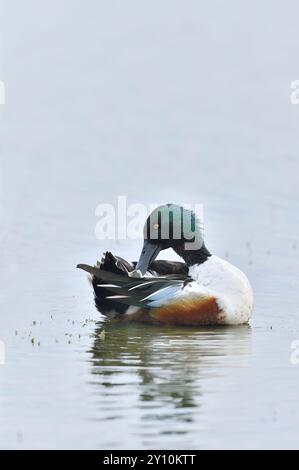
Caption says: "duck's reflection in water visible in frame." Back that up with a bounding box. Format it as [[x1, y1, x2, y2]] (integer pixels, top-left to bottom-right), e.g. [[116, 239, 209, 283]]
[[89, 319, 252, 446]]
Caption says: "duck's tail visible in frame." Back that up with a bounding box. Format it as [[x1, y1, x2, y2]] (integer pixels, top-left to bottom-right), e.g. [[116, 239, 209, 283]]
[[77, 251, 135, 314]]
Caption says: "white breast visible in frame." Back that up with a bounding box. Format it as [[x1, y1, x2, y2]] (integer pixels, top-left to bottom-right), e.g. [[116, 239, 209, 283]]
[[188, 255, 253, 324]]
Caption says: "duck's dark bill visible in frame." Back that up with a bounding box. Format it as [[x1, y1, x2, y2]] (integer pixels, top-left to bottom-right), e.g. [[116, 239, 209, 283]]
[[135, 240, 161, 275]]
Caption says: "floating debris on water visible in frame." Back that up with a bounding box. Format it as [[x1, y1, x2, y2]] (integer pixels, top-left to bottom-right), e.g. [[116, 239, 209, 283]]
[[99, 330, 106, 340]]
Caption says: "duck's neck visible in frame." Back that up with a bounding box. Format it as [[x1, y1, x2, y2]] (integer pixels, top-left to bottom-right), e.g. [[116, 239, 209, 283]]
[[174, 243, 211, 267]]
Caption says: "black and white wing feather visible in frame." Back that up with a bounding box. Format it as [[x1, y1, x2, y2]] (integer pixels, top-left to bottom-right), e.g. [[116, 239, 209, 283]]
[[77, 252, 190, 313], [96, 270, 188, 308], [78, 265, 189, 309]]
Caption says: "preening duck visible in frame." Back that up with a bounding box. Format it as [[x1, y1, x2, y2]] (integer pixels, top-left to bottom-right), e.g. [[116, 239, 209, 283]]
[[77, 204, 253, 325]]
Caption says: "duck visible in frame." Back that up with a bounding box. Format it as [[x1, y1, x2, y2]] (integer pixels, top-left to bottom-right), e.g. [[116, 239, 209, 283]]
[[77, 204, 253, 326]]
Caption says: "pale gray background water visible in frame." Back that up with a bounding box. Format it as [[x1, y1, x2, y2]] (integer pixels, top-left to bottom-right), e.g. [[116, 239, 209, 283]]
[[0, 0, 299, 449]]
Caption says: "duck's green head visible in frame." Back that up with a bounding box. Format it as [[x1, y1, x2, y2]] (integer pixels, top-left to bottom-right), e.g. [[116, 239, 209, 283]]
[[135, 203, 208, 275]]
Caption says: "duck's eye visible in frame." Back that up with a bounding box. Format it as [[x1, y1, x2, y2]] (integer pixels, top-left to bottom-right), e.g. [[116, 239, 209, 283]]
[[153, 223, 159, 230]]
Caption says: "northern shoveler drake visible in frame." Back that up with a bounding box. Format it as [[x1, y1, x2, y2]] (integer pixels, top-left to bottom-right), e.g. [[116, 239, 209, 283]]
[[77, 204, 253, 325]]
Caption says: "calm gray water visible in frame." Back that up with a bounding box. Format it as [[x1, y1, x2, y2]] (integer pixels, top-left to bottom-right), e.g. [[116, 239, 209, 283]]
[[0, 0, 299, 449]]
